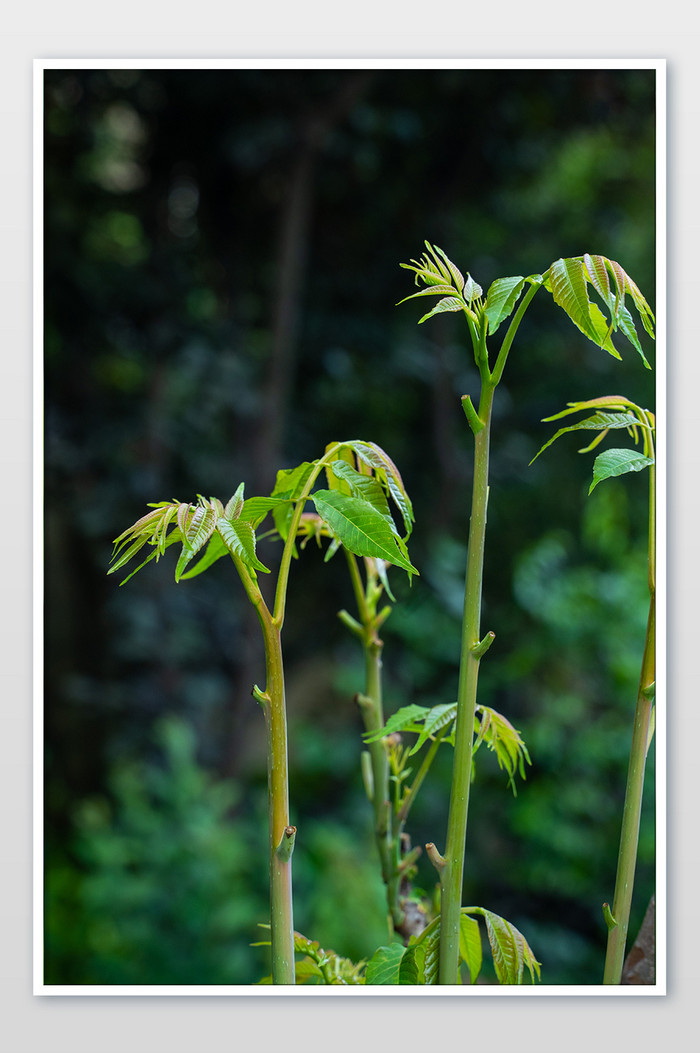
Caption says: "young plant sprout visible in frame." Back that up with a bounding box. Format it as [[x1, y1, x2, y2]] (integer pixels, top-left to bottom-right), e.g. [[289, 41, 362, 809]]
[[398, 244, 654, 984], [107, 244, 654, 987], [531, 395, 656, 983], [109, 439, 417, 985]]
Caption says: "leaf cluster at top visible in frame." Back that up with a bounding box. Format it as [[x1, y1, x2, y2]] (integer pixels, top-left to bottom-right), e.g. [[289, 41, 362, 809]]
[[108, 439, 418, 587]]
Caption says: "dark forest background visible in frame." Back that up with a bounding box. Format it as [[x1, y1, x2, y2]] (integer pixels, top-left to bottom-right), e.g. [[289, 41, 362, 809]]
[[43, 66, 657, 985]]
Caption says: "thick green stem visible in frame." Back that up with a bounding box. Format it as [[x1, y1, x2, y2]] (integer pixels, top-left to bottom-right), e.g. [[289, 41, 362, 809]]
[[438, 383, 495, 984], [603, 453, 655, 984], [259, 612, 296, 985]]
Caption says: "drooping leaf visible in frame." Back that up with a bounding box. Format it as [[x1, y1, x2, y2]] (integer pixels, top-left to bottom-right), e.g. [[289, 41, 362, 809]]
[[474, 706, 531, 795], [530, 410, 642, 464], [459, 912, 483, 985], [364, 944, 406, 985], [464, 907, 541, 984], [484, 276, 526, 334], [544, 255, 654, 367], [312, 490, 418, 576], [589, 447, 655, 493], [417, 295, 467, 325]]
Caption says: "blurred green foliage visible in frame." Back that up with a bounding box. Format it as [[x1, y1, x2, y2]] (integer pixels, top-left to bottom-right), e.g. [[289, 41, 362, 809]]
[[44, 67, 656, 985]]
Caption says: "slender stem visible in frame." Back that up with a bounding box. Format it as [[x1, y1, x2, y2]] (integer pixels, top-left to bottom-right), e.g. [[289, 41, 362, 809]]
[[491, 281, 541, 385], [230, 544, 296, 984], [603, 446, 656, 984], [346, 553, 401, 928], [397, 726, 449, 826], [438, 382, 495, 984], [273, 443, 344, 626]]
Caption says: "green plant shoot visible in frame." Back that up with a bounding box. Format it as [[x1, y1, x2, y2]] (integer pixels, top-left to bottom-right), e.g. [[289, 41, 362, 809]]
[[400, 242, 654, 984], [109, 439, 417, 985], [532, 395, 656, 983]]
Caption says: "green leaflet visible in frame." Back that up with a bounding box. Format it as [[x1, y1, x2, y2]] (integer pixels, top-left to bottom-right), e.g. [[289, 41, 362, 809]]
[[459, 913, 483, 985], [363, 704, 431, 740], [272, 461, 316, 502], [175, 504, 217, 582], [256, 928, 365, 985], [409, 703, 456, 755], [312, 489, 418, 577], [376, 907, 539, 985], [589, 447, 655, 493], [269, 461, 317, 541], [329, 460, 394, 529], [217, 516, 270, 574], [239, 496, 291, 530], [343, 439, 414, 535], [178, 530, 228, 580], [464, 907, 541, 984], [484, 276, 526, 334], [364, 944, 406, 985], [417, 294, 466, 324], [530, 410, 642, 464], [475, 706, 532, 795], [363, 702, 530, 794]]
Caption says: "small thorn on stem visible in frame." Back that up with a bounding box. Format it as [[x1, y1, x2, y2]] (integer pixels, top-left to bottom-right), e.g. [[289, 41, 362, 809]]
[[355, 692, 374, 712], [252, 684, 270, 706], [603, 902, 618, 931], [461, 394, 485, 435], [471, 630, 495, 660], [275, 825, 297, 862]]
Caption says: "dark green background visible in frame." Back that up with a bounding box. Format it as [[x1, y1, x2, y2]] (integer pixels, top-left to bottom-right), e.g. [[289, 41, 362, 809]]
[[43, 66, 656, 985]]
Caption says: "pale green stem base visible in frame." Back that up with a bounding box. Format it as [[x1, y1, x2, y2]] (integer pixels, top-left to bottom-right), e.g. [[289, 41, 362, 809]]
[[438, 389, 494, 984], [603, 598, 655, 984]]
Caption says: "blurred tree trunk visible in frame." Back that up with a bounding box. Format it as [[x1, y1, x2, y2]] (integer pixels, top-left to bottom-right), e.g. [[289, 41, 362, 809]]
[[253, 72, 375, 490]]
